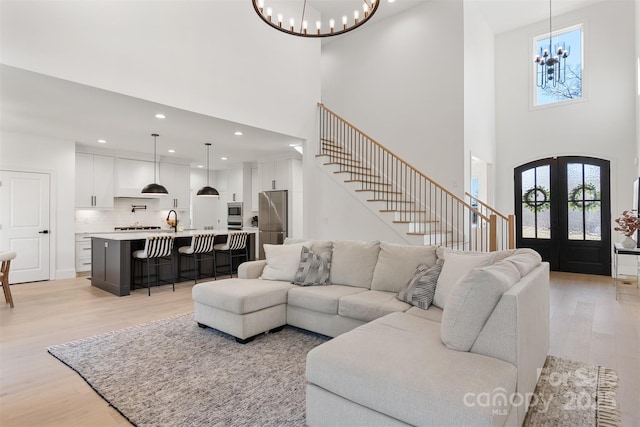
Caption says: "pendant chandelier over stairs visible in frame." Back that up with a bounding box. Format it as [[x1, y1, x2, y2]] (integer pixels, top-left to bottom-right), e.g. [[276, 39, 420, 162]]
[[534, 0, 570, 89], [252, 0, 380, 38]]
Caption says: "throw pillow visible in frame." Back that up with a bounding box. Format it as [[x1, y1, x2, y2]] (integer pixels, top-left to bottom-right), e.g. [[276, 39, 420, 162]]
[[433, 249, 495, 309], [371, 242, 437, 293], [261, 242, 309, 282], [396, 259, 443, 309], [440, 260, 521, 351], [329, 240, 381, 288], [292, 246, 331, 286]]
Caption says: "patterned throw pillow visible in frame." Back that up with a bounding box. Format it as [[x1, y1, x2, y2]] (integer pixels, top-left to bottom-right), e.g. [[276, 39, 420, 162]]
[[292, 246, 331, 286], [396, 259, 444, 309]]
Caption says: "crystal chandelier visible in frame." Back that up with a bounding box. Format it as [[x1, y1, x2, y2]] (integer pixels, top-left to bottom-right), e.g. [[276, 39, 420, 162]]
[[252, 0, 380, 38], [534, 0, 570, 89]]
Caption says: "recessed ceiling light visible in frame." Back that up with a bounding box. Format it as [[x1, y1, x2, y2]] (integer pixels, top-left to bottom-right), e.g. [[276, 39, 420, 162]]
[[234, 131, 243, 136], [197, 165, 203, 168], [221, 157, 228, 161], [155, 113, 166, 119], [289, 143, 297, 147], [168, 149, 175, 153], [98, 139, 107, 144]]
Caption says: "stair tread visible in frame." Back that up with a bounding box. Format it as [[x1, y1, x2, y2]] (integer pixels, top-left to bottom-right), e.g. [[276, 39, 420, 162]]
[[321, 147, 351, 155], [325, 163, 370, 170], [355, 189, 402, 194], [334, 171, 380, 177], [380, 209, 426, 213], [344, 180, 391, 186], [392, 220, 439, 224], [407, 230, 454, 236], [316, 153, 354, 159], [367, 199, 414, 203]]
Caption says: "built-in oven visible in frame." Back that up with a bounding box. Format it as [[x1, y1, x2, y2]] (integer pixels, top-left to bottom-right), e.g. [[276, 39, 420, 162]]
[[227, 202, 243, 230]]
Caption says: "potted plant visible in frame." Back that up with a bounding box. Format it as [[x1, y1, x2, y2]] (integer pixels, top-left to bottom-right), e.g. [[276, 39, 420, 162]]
[[614, 210, 640, 248]]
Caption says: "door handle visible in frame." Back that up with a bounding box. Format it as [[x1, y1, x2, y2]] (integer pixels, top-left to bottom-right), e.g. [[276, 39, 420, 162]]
[[39, 230, 49, 234]]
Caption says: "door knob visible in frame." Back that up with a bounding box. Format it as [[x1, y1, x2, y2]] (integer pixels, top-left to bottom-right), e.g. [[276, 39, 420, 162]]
[[38, 230, 49, 234]]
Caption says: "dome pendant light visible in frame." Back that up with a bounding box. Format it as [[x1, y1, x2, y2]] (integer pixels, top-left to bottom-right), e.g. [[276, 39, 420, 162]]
[[197, 143, 220, 197], [141, 133, 169, 194]]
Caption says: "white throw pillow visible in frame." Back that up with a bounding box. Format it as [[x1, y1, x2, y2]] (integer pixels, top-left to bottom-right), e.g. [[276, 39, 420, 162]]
[[261, 243, 309, 282], [433, 249, 495, 309], [329, 240, 380, 288], [441, 260, 521, 351], [371, 242, 437, 293]]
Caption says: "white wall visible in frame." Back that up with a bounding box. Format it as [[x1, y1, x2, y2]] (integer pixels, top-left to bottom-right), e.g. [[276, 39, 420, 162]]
[[308, 0, 465, 241], [0, 131, 76, 279], [495, 0, 637, 244], [637, 0, 640, 177], [0, 1, 321, 142], [464, 2, 497, 204]]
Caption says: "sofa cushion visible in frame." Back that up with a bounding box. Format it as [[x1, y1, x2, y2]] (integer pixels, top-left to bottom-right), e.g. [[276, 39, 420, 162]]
[[396, 259, 443, 309], [405, 305, 443, 323], [285, 238, 333, 258], [338, 290, 411, 322], [288, 285, 367, 315], [330, 240, 380, 288], [504, 248, 542, 276], [370, 242, 437, 293], [433, 249, 495, 309], [191, 279, 294, 315], [441, 260, 521, 351], [261, 242, 309, 282], [306, 312, 517, 427], [292, 246, 331, 286]]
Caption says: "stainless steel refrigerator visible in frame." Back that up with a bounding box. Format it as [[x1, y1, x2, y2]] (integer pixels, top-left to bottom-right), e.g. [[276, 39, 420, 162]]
[[258, 190, 288, 259]]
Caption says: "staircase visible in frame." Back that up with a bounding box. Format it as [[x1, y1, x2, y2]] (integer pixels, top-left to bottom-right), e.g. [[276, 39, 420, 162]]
[[317, 103, 515, 252]]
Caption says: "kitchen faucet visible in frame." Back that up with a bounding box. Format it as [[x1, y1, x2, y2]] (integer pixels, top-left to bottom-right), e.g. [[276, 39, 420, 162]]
[[166, 210, 178, 233]]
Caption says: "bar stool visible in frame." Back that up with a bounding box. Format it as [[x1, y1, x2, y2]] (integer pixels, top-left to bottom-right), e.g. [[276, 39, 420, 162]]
[[214, 232, 250, 278], [0, 251, 16, 308], [177, 233, 217, 284], [132, 235, 175, 296]]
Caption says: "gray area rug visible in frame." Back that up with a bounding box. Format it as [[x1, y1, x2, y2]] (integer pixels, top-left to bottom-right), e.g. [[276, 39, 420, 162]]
[[47, 313, 328, 426], [48, 313, 620, 427], [524, 355, 621, 426]]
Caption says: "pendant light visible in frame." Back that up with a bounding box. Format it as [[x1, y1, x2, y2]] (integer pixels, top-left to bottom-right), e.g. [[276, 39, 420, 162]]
[[197, 143, 220, 197], [141, 133, 168, 194]]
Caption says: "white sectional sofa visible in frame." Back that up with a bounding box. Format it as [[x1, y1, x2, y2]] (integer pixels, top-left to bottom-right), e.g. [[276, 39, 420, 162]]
[[192, 240, 550, 426]]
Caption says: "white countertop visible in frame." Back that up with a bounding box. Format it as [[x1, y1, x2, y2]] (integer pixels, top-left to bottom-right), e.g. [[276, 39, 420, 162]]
[[88, 228, 256, 241]]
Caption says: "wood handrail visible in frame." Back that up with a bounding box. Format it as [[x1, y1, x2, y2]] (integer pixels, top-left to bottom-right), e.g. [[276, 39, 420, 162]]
[[318, 103, 489, 222], [465, 192, 510, 221]]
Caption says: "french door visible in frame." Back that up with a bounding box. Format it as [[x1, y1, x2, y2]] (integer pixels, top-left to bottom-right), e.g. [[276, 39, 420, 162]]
[[514, 157, 611, 275]]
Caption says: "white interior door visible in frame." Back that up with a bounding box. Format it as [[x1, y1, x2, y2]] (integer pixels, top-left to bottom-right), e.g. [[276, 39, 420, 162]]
[[0, 170, 51, 283]]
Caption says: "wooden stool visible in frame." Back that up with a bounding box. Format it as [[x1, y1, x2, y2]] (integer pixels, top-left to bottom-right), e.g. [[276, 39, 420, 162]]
[[1, 251, 17, 308]]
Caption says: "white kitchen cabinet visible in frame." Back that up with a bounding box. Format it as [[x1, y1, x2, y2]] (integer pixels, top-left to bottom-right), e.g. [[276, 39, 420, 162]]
[[75, 234, 92, 273], [114, 158, 157, 198], [159, 163, 191, 210], [251, 167, 259, 211], [75, 153, 114, 209], [260, 159, 292, 191], [227, 168, 243, 203]]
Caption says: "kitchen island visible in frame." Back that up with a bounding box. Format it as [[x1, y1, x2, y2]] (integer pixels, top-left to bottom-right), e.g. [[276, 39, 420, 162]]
[[90, 230, 256, 296]]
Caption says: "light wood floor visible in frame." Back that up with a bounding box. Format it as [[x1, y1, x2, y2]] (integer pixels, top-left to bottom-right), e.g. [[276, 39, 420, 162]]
[[0, 273, 638, 426]]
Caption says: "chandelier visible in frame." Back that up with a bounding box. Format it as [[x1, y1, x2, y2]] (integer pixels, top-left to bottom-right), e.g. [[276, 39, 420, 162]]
[[534, 0, 569, 89], [252, 0, 380, 38]]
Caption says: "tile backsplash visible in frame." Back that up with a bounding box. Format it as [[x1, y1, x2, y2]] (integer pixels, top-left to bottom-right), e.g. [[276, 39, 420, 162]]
[[75, 198, 190, 233]]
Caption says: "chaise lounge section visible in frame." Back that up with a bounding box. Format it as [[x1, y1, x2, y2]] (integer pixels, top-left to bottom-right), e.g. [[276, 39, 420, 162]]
[[192, 240, 549, 426]]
